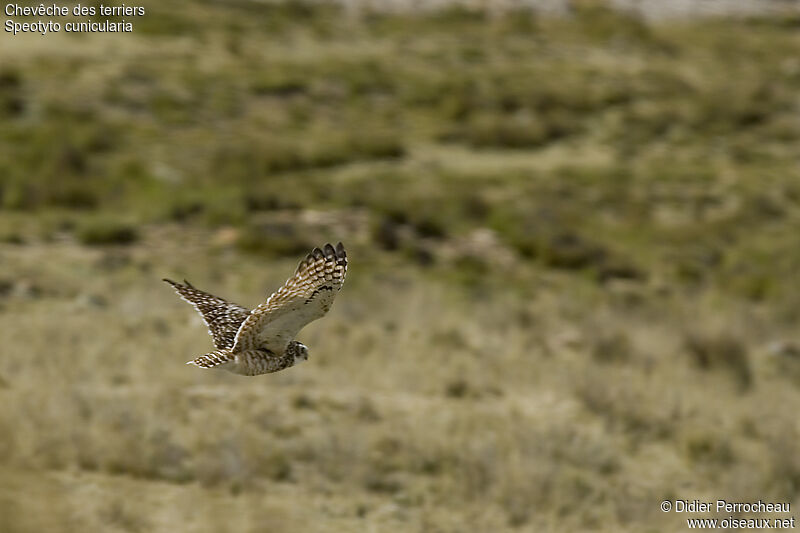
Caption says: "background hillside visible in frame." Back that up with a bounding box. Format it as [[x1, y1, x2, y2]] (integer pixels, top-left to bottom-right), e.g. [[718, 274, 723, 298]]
[[1, 1, 800, 531]]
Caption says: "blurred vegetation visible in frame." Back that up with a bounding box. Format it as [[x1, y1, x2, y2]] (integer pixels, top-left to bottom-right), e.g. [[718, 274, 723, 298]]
[[1, 2, 799, 303], [1, 1, 800, 532]]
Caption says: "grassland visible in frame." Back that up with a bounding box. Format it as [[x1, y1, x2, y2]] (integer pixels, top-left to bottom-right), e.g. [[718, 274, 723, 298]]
[[1, 1, 800, 531]]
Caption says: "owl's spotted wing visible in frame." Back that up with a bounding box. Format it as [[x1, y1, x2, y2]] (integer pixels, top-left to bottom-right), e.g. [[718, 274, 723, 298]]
[[163, 279, 251, 350], [232, 242, 347, 354]]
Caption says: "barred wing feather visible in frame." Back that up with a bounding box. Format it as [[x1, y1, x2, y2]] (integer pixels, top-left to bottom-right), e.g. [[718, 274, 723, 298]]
[[163, 279, 250, 351], [232, 242, 347, 354]]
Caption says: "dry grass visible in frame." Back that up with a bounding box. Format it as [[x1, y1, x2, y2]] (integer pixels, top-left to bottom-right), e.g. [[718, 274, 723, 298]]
[[0, 227, 798, 532]]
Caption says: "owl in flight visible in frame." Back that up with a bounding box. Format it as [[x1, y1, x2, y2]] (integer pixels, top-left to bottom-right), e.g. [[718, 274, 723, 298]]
[[164, 242, 347, 376]]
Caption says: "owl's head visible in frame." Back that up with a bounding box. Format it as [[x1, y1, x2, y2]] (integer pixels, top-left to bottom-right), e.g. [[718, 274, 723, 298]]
[[289, 341, 309, 365]]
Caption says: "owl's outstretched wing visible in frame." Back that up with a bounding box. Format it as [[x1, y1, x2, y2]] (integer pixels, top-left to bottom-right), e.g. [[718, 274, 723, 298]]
[[232, 242, 347, 354], [163, 279, 251, 351]]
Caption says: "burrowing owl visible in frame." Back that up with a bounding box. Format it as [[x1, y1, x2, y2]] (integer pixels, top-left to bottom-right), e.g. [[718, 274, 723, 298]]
[[164, 242, 347, 376]]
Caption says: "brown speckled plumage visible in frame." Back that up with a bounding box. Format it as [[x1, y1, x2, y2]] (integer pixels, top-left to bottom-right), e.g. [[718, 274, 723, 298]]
[[162, 279, 249, 350], [165, 242, 347, 376]]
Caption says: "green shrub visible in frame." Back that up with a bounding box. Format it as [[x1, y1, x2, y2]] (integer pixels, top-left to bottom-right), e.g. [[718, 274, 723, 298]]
[[77, 219, 139, 246], [592, 332, 632, 365], [235, 222, 315, 257], [446, 111, 580, 149], [684, 331, 752, 391], [0, 68, 24, 117]]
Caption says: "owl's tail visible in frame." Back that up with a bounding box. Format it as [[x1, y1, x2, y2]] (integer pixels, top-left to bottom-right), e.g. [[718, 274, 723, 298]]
[[187, 350, 235, 369]]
